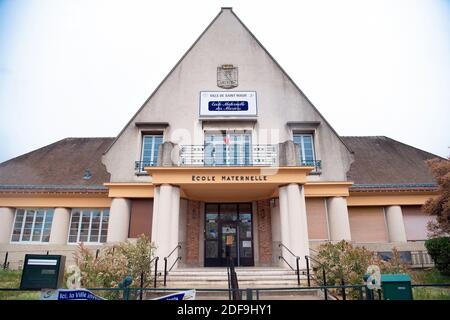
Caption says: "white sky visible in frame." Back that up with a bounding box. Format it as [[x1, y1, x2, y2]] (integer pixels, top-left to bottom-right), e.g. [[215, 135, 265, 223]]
[[0, 0, 449, 163]]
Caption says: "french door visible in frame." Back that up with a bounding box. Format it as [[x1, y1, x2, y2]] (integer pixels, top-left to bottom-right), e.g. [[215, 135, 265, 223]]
[[204, 132, 252, 166], [204, 203, 254, 267]]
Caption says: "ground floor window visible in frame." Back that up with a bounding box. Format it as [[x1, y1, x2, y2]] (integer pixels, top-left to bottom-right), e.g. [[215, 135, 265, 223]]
[[68, 208, 109, 243], [11, 209, 54, 243]]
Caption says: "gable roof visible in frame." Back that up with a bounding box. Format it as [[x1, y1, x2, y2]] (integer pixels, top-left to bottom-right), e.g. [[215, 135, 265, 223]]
[[342, 136, 441, 188], [104, 7, 352, 155], [0, 138, 114, 190]]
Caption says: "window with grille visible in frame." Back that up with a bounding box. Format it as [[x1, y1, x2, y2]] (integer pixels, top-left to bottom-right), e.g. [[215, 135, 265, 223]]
[[68, 208, 110, 243], [11, 209, 54, 243]]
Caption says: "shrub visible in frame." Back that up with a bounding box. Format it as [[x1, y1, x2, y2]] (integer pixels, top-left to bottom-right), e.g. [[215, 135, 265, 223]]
[[70, 234, 156, 298], [425, 237, 450, 275], [313, 240, 409, 298]]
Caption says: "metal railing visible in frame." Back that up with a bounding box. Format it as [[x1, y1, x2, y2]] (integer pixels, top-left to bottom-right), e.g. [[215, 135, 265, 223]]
[[163, 245, 181, 287], [151, 256, 159, 288], [134, 144, 322, 172], [179, 144, 279, 167], [226, 247, 241, 300], [305, 254, 332, 300], [0, 284, 394, 300], [134, 160, 157, 172], [278, 243, 301, 286]]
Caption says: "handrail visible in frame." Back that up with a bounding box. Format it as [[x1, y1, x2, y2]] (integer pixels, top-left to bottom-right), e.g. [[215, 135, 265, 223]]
[[226, 249, 241, 300], [150, 256, 159, 288], [305, 254, 329, 300], [165, 244, 181, 260], [278, 243, 299, 259], [278, 256, 295, 272], [163, 245, 181, 287], [278, 243, 301, 285]]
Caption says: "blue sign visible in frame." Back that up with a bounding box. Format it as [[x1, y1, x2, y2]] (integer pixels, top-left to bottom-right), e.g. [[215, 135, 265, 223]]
[[41, 288, 105, 300], [153, 289, 196, 300], [208, 101, 248, 111]]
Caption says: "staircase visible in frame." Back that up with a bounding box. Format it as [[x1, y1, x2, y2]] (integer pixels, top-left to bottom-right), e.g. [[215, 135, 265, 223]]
[[164, 267, 307, 288], [153, 267, 324, 300]]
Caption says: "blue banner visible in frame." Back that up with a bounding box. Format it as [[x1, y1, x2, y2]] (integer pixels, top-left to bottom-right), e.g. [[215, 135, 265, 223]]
[[41, 288, 105, 300], [208, 101, 248, 111]]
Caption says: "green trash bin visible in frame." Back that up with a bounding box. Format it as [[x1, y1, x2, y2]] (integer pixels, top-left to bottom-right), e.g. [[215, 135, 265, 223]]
[[381, 274, 413, 300]]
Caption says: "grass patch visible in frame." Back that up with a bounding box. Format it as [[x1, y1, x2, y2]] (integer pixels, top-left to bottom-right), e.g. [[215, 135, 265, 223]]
[[0, 269, 39, 300], [411, 268, 450, 300], [413, 287, 450, 300]]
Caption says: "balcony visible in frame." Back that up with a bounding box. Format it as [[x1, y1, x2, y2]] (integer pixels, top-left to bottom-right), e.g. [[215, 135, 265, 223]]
[[135, 144, 321, 173]]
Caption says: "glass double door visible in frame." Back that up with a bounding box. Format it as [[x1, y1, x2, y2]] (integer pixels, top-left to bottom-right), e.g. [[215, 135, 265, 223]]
[[204, 203, 254, 267], [204, 132, 252, 166]]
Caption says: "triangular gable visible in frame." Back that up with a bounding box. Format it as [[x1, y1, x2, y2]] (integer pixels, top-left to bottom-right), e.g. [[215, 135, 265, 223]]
[[104, 7, 352, 154]]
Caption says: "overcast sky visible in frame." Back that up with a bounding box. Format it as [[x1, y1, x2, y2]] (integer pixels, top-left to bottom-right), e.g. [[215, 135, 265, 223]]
[[0, 0, 449, 163]]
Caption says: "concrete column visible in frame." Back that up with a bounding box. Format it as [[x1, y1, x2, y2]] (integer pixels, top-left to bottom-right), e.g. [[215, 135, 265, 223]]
[[107, 198, 131, 243], [286, 183, 309, 268], [153, 184, 173, 261], [0, 207, 15, 244], [169, 186, 181, 268], [49, 208, 71, 244], [278, 186, 290, 267], [385, 205, 407, 243], [270, 200, 281, 265], [326, 197, 352, 241], [151, 186, 160, 245]]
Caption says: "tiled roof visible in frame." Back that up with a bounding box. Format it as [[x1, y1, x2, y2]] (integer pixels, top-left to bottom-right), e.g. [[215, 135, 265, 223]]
[[342, 136, 440, 187], [0, 138, 114, 188]]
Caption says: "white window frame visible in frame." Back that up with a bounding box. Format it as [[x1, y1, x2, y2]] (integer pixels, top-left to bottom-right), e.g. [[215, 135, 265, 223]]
[[140, 133, 164, 171], [293, 133, 316, 164], [10, 209, 54, 244], [67, 208, 109, 244], [203, 131, 253, 166]]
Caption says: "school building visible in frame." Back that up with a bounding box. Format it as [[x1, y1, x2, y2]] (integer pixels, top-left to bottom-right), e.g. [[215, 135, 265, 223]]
[[0, 8, 440, 276]]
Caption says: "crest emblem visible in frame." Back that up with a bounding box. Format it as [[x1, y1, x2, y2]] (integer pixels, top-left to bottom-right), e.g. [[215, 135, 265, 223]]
[[217, 64, 238, 89]]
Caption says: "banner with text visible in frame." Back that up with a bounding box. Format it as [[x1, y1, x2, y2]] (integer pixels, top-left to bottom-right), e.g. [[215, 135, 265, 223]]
[[40, 288, 106, 300], [200, 91, 257, 116]]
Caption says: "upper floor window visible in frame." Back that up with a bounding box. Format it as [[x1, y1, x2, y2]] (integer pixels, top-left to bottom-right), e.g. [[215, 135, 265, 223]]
[[204, 132, 251, 166], [11, 209, 54, 243], [68, 208, 109, 243], [293, 134, 316, 165], [141, 134, 163, 168]]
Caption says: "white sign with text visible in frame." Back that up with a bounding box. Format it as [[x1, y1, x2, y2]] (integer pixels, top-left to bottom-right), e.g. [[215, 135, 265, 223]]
[[199, 91, 257, 116]]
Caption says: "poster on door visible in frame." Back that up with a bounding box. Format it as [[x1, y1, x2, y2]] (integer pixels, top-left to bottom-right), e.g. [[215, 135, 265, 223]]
[[222, 226, 236, 234]]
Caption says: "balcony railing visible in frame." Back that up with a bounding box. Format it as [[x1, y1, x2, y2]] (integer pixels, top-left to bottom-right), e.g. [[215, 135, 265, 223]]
[[179, 144, 278, 167], [135, 160, 157, 172], [134, 144, 322, 172]]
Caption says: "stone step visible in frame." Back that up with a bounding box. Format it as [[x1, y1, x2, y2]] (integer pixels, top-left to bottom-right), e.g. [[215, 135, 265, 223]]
[[164, 280, 304, 288], [144, 288, 324, 300], [168, 271, 301, 277], [167, 275, 304, 281]]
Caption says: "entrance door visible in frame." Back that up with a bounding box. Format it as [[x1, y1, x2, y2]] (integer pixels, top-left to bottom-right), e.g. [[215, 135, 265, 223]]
[[204, 203, 254, 267]]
